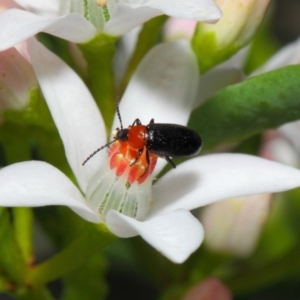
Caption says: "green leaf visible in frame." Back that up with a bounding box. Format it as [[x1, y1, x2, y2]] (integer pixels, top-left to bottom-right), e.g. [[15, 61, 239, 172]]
[[78, 33, 118, 130], [0, 208, 28, 285], [189, 65, 300, 151]]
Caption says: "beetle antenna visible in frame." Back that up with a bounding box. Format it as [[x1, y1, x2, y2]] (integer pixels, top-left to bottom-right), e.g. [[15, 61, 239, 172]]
[[82, 97, 124, 166], [116, 97, 123, 129], [82, 139, 116, 166]]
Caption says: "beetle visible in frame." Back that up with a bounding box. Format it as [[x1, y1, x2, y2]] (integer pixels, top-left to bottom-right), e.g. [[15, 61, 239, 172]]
[[82, 102, 202, 172]]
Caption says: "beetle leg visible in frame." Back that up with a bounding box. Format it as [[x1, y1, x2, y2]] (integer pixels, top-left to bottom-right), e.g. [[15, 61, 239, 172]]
[[165, 156, 176, 168], [141, 149, 149, 174], [137, 149, 150, 180], [129, 147, 150, 182], [130, 148, 143, 166], [145, 149, 150, 167], [132, 118, 142, 126], [149, 118, 154, 124]]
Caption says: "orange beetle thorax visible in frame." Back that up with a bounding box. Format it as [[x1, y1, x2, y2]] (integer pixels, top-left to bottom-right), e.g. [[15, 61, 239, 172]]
[[127, 125, 147, 149]]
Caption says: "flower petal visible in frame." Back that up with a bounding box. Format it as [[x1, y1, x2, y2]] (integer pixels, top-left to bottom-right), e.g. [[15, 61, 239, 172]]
[[150, 153, 300, 217], [137, 0, 222, 21], [164, 18, 197, 40], [106, 209, 204, 263], [261, 132, 300, 167], [195, 48, 247, 108], [105, 0, 222, 35], [0, 161, 100, 222], [0, 9, 96, 50], [28, 38, 107, 193], [113, 40, 198, 127], [183, 278, 231, 300], [0, 0, 21, 10], [279, 120, 300, 154], [13, 0, 69, 17], [112, 40, 199, 173], [104, 3, 160, 35], [114, 26, 141, 88], [251, 37, 300, 76]]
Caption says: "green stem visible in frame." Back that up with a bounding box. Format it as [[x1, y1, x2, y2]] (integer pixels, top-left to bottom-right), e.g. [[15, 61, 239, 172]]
[[28, 225, 116, 286], [13, 208, 34, 264], [119, 15, 167, 96], [78, 33, 118, 130], [0, 208, 28, 285]]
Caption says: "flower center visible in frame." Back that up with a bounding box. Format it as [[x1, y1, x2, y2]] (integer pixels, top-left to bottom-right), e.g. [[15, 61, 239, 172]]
[[109, 140, 157, 184], [85, 140, 158, 222]]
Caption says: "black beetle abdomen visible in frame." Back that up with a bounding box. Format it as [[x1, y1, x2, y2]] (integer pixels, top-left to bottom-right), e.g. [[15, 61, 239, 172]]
[[146, 123, 202, 157]]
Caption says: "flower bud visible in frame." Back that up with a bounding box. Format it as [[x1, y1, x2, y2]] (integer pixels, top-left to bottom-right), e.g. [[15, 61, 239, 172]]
[[183, 278, 232, 300], [0, 0, 20, 11], [192, 0, 270, 72], [201, 194, 271, 257], [0, 47, 37, 110]]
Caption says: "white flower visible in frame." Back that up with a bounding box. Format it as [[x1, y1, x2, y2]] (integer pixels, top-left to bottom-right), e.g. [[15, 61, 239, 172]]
[[104, 0, 222, 35], [0, 0, 222, 51], [1, 39, 300, 264], [0, 1, 97, 51]]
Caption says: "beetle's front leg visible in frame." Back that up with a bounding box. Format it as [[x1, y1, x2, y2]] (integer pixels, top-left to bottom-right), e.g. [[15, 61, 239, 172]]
[[132, 119, 142, 126]]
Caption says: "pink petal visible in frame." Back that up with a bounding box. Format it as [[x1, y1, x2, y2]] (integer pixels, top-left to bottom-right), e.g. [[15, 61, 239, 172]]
[[0, 47, 37, 110], [183, 278, 231, 300]]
